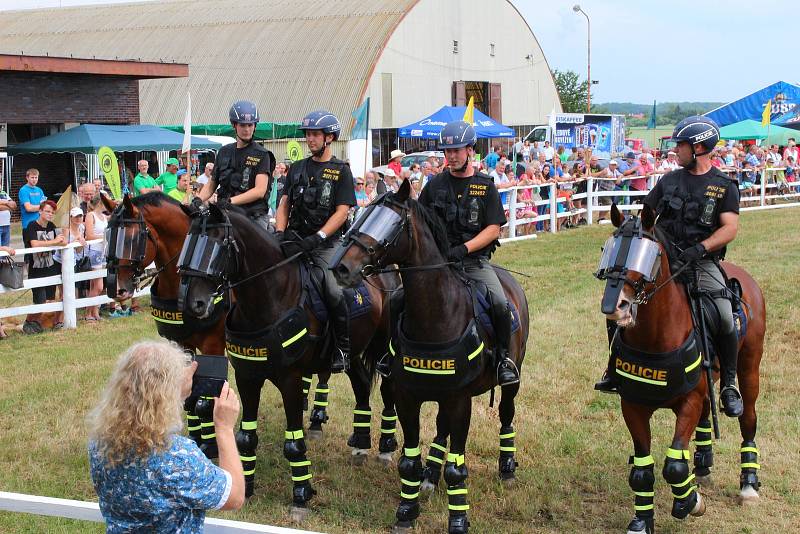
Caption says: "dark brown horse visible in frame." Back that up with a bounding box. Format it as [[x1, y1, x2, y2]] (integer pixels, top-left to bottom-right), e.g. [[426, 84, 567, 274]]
[[332, 180, 529, 534], [178, 203, 398, 520], [598, 204, 765, 534]]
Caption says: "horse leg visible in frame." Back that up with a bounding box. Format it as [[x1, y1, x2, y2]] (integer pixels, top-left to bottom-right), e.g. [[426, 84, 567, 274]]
[[302, 374, 313, 412], [378, 377, 399, 466], [443, 395, 472, 534], [184, 396, 202, 446], [498, 380, 520, 485], [621, 401, 655, 534], [307, 372, 331, 440], [420, 407, 449, 497], [346, 358, 373, 464], [737, 342, 762, 504], [393, 395, 423, 533], [278, 371, 316, 521], [693, 396, 714, 487], [664, 398, 706, 521], [235, 376, 265, 498]]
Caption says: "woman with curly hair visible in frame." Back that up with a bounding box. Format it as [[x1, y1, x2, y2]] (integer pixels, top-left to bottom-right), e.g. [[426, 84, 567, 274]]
[[88, 341, 244, 531]]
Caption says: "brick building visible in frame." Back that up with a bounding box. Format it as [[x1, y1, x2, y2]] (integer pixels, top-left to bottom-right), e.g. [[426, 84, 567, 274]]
[[0, 54, 186, 217]]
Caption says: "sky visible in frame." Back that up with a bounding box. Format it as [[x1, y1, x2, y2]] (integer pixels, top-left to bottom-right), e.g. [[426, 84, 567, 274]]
[[2, 0, 797, 104]]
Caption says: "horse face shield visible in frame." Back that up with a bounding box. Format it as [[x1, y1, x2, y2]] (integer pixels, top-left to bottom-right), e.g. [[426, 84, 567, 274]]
[[104, 211, 150, 298], [333, 202, 405, 278], [177, 234, 228, 278]]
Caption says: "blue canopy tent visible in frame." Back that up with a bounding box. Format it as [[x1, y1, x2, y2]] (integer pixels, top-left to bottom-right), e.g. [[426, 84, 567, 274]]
[[705, 81, 800, 128], [398, 106, 514, 139]]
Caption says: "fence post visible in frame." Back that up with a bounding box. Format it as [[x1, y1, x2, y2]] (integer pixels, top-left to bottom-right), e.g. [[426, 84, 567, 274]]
[[586, 177, 594, 225], [508, 187, 517, 238], [61, 245, 77, 329], [760, 171, 766, 206], [550, 183, 557, 234]]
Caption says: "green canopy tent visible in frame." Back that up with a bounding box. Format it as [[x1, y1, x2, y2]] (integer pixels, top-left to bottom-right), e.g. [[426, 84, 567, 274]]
[[163, 122, 303, 140], [719, 119, 799, 146]]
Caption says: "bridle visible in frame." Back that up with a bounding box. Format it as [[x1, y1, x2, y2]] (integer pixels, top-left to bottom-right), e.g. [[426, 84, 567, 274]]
[[105, 205, 161, 296]]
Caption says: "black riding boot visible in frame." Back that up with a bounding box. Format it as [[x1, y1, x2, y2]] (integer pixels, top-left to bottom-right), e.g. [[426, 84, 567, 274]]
[[493, 302, 519, 386], [594, 320, 619, 393], [330, 298, 351, 373], [718, 328, 743, 417]]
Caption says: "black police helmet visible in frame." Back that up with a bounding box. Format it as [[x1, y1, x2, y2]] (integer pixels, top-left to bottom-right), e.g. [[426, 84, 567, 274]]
[[672, 115, 720, 152], [229, 100, 259, 125], [299, 110, 341, 141], [439, 121, 477, 149]]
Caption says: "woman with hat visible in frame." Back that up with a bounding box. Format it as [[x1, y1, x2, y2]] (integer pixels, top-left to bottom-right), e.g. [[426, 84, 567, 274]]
[[388, 149, 405, 178]]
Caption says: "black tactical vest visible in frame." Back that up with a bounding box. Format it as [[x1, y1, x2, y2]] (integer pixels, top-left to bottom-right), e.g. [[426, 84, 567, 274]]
[[215, 142, 273, 215], [655, 169, 735, 259], [430, 172, 498, 258], [287, 157, 348, 238]]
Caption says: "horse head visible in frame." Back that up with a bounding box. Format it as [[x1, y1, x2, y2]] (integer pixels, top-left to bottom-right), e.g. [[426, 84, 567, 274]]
[[596, 203, 668, 328], [177, 202, 238, 319], [104, 193, 157, 301], [332, 178, 415, 288]]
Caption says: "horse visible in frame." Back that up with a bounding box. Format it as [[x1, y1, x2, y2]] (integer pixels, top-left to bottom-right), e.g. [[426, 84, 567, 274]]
[[596, 204, 765, 534], [331, 180, 529, 534], [177, 202, 398, 519]]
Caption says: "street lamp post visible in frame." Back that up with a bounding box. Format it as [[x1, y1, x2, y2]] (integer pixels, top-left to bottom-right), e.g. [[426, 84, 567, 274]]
[[573, 4, 591, 112]]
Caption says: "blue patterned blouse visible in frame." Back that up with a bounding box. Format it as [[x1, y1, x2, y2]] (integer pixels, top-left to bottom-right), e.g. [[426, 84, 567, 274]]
[[89, 435, 231, 533]]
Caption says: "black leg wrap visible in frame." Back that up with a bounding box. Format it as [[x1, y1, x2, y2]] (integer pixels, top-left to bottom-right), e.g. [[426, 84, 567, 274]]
[[444, 454, 469, 531], [347, 407, 371, 449], [397, 448, 423, 523], [302, 375, 313, 412], [739, 440, 761, 490], [379, 409, 398, 453], [284, 429, 314, 505], [184, 396, 202, 445], [423, 438, 447, 485], [236, 423, 259, 498], [628, 455, 655, 522], [692, 420, 714, 477], [448, 513, 470, 534], [292, 481, 316, 506], [309, 383, 330, 428], [625, 517, 654, 534], [663, 450, 697, 520], [498, 425, 518, 480], [194, 396, 214, 418]]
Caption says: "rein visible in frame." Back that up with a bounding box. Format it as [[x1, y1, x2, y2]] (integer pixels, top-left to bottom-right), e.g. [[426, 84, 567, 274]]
[[226, 251, 304, 290]]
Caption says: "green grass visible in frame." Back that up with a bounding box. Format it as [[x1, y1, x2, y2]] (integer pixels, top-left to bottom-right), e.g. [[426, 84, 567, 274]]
[[1, 209, 799, 533]]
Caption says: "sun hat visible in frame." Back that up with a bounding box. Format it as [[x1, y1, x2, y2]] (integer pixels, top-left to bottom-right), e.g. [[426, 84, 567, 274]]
[[165, 157, 180, 166], [390, 149, 406, 160]]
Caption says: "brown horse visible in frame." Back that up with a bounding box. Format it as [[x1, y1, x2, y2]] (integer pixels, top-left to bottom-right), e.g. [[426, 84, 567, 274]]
[[598, 204, 765, 534], [332, 180, 529, 534]]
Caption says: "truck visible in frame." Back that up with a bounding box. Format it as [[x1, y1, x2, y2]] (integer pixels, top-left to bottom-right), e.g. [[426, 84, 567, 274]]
[[525, 113, 627, 160]]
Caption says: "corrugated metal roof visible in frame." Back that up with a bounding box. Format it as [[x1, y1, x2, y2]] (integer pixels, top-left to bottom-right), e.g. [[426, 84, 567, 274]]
[[0, 0, 419, 138]]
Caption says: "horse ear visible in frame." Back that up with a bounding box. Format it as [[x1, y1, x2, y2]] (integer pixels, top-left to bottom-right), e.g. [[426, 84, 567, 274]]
[[610, 203, 623, 228], [396, 178, 411, 202], [640, 203, 656, 230], [120, 193, 133, 215], [208, 201, 223, 220]]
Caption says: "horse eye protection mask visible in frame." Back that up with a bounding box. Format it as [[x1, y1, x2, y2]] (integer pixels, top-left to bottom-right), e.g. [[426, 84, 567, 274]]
[[350, 205, 402, 245], [596, 235, 661, 282], [177, 234, 227, 276], [104, 226, 147, 262]]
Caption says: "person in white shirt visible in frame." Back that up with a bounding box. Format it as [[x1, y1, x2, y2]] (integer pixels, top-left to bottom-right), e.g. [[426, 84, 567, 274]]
[[782, 138, 798, 163], [197, 163, 214, 186], [542, 141, 555, 163], [659, 151, 681, 172]]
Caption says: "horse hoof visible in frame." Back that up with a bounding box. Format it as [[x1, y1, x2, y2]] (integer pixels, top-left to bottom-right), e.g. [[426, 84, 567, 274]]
[[307, 429, 323, 441], [350, 448, 369, 465], [392, 521, 414, 533], [377, 452, 394, 466], [289, 505, 309, 523], [690, 493, 706, 517], [738, 485, 760, 505], [420, 480, 436, 499], [695, 474, 713, 487]]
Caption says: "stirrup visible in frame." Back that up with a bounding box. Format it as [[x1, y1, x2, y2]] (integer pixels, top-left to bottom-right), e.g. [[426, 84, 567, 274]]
[[497, 358, 520, 386], [376, 353, 392, 378], [331, 347, 350, 373]]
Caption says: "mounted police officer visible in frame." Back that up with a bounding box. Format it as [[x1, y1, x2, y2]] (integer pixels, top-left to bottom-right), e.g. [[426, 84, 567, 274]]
[[595, 116, 743, 417], [275, 110, 355, 373], [196, 100, 273, 230], [418, 120, 520, 386]]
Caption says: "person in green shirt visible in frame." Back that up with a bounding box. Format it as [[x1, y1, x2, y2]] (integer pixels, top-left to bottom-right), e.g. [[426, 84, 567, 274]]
[[133, 160, 159, 196], [156, 157, 180, 195], [167, 171, 192, 204]]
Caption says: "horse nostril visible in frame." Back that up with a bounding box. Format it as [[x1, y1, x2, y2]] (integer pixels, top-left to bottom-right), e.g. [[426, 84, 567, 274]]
[[618, 300, 630, 311]]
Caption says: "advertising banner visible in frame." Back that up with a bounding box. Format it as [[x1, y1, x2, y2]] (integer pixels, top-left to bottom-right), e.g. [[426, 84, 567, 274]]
[[552, 114, 623, 160]]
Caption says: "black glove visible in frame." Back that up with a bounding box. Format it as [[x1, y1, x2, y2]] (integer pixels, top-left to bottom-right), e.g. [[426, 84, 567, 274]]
[[280, 240, 303, 258], [447, 244, 469, 262], [678, 243, 706, 263], [300, 233, 323, 253], [190, 196, 204, 209]]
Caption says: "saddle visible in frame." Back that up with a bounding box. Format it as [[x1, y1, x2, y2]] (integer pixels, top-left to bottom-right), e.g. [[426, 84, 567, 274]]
[[302, 260, 373, 323]]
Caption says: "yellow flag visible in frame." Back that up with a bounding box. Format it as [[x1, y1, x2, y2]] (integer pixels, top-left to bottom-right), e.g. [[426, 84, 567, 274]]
[[53, 185, 73, 229], [761, 99, 772, 127], [463, 96, 475, 125], [97, 146, 122, 200]]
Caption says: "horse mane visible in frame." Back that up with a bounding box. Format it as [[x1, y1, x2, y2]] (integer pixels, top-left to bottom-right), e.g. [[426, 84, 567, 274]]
[[407, 198, 451, 258], [130, 191, 181, 209], [218, 205, 281, 250]]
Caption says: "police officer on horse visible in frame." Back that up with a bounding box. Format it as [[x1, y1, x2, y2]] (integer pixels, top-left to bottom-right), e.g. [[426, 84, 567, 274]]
[[196, 100, 273, 230], [275, 110, 355, 373], [595, 115, 744, 418], [418, 120, 520, 386]]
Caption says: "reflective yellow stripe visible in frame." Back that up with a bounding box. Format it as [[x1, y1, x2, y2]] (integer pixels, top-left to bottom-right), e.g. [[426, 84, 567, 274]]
[[381, 414, 398, 421], [672, 485, 696, 499], [353, 422, 371, 427], [243, 468, 255, 475], [467, 342, 484, 361], [634, 504, 654, 511], [302, 376, 313, 383], [633, 455, 655, 467], [616, 368, 667, 386], [426, 455, 443, 464], [241, 421, 257, 431], [187, 425, 201, 431], [696, 425, 712, 433], [213, 295, 224, 304], [403, 366, 456, 375], [404, 447, 420, 457], [666, 448, 690, 460], [448, 504, 469, 511], [670, 473, 695, 488], [401, 479, 421, 487], [400, 492, 419, 500], [153, 316, 183, 325], [447, 453, 465, 465], [315, 388, 330, 393], [389, 340, 395, 356], [282, 328, 308, 348], [685, 353, 702, 373], [741, 447, 759, 454], [285, 429, 304, 440], [694, 440, 713, 446], [430, 442, 447, 452], [741, 463, 760, 469], [292, 473, 313, 482], [447, 488, 467, 495], [499, 432, 516, 439], [634, 491, 654, 497], [201, 433, 216, 439], [227, 349, 268, 361], [186, 415, 199, 420], [240, 455, 256, 462], [380, 428, 397, 434], [290, 460, 311, 467], [313, 401, 329, 406], [353, 409, 372, 416], [499, 446, 517, 452]]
